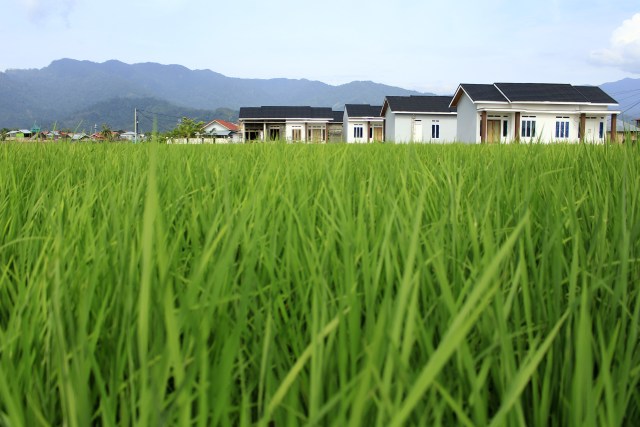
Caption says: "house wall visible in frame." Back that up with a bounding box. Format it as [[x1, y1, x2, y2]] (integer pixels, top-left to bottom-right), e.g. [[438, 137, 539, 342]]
[[515, 112, 607, 143], [421, 115, 457, 143], [385, 113, 456, 143], [384, 110, 396, 142], [392, 114, 413, 142], [459, 96, 612, 143], [344, 118, 384, 143], [456, 94, 481, 143], [286, 122, 307, 142]]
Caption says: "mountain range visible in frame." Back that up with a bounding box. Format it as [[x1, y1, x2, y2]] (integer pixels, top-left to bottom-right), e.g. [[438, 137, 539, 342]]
[[1, 59, 639, 132], [0, 59, 424, 132]]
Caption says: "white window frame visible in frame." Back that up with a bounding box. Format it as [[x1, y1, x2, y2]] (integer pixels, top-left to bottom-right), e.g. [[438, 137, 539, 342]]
[[521, 116, 537, 138], [431, 120, 440, 139], [555, 116, 570, 139], [354, 125, 364, 139]]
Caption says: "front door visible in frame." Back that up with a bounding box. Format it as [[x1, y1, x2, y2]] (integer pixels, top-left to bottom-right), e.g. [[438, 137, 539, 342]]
[[487, 120, 501, 143], [373, 127, 383, 142], [413, 120, 423, 142]]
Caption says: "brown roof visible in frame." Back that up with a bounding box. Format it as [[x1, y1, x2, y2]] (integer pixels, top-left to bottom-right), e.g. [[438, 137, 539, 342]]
[[204, 119, 239, 131]]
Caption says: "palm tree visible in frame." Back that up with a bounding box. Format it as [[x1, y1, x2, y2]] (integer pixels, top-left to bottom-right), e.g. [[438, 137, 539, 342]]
[[100, 124, 113, 141]]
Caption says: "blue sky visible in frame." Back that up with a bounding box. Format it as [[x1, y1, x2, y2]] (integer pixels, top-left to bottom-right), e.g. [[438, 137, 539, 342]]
[[2, 0, 639, 94]]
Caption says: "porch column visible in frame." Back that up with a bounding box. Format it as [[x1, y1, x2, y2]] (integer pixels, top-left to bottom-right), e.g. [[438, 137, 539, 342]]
[[367, 122, 371, 143], [382, 120, 386, 143], [611, 114, 618, 143], [514, 112, 521, 143], [325, 123, 328, 144], [579, 113, 586, 143], [480, 111, 488, 143], [263, 123, 267, 142]]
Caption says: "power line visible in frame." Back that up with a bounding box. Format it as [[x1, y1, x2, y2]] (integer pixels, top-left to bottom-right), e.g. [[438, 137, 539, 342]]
[[613, 91, 640, 102], [606, 87, 640, 96], [622, 97, 640, 115]]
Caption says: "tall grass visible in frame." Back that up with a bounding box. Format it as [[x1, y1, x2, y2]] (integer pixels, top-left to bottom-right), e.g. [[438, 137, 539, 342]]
[[0, 142, 639, 426]]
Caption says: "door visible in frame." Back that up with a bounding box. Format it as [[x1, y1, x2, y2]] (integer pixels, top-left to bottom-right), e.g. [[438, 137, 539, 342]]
[[487, 120, 501, 143], [413, 120, 423, 142], [373, 127, 383, 142]]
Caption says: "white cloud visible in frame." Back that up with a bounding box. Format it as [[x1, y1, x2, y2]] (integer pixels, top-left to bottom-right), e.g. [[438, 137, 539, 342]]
[[19, 0, 77, 24], [591, 13, 640, 74]]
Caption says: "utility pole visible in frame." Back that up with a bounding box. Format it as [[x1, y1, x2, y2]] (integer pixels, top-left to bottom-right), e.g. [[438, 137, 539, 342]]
[[134, 108, 138, 143]]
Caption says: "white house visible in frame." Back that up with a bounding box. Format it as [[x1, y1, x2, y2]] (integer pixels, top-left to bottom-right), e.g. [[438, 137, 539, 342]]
[[238, 106, 343, 143], [343, 104, 384, 143], [120, 131, 138, 141], [381, 96, 457, 143], [450, 83, 620, 143], [202, 119, 240, 141]]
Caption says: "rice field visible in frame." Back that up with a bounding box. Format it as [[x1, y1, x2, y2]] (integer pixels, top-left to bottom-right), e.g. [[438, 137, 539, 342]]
[[0, 142, 639, 426]]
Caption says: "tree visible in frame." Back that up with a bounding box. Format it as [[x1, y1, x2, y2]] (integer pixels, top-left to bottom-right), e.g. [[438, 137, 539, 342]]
[[100, 124, 113, 141], [168, 117, 204, 138], [0, 128, 9, 141]]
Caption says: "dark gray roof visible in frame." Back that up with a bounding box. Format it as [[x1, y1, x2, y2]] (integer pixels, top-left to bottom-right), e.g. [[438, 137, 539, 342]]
[[239, 106, 334, 120], [345, 104, 383, 117], [459, 84, 507, 102], [457, 83, 619, 105], [331, 111, 344, 123], [574, 86, 618, 104], [495, 83, 591, 103], [385, 96, 456, 113]]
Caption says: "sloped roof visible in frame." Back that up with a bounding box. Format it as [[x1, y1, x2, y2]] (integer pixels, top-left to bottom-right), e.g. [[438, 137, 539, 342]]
[[458, 84, 507, 102], [209, 119, 239, 131], [332, 110, 344, 123], [384, 96, 456, 114], [574, 85, 618, 104], [452, 83, 619, 107], [239, 106, 335, 120], [495, 83, 590, 103], [345, 104, 383, 118]]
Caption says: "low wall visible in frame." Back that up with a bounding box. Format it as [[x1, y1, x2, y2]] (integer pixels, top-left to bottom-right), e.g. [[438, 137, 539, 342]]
[[167, 138, 239, 144]]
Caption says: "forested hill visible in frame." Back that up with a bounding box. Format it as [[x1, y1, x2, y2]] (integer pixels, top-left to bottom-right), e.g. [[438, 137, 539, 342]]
[[0, 59, 425, 130]]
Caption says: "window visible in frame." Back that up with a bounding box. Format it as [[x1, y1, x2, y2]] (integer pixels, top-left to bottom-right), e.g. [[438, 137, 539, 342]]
[[521, 117, 536, 138], [502, 121, 508, 137], [269, 128, 280, 140], [354, 125, 363, 138], [555, 117, 569, 139], [291, 128, 301, 141], [599, 122, 604, 139], [431, 124, 440, 139]]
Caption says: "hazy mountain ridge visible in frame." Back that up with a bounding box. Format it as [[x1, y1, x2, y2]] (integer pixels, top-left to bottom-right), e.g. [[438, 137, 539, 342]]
[[599, 78, 640, 121], [2, 59, 638, 131], [0, 59, 425, 130]]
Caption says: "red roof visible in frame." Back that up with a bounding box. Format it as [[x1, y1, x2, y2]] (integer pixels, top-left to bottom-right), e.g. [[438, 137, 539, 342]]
[[204, 119, 239, 131]]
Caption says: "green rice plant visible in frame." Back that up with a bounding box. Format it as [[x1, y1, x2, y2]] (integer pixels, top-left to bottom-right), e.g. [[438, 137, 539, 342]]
[[0, 142, 638, 426]]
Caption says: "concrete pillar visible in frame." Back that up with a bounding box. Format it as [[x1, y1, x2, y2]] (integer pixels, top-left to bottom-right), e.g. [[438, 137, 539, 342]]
[[480, 111, 488, 143], [515, 112, 521, 143], [579, 113, 586, 143], [263, 122, 267, 142]]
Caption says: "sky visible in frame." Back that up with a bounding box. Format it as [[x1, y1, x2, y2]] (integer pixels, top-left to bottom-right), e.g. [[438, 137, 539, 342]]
[[2, 0, 640, 94]]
